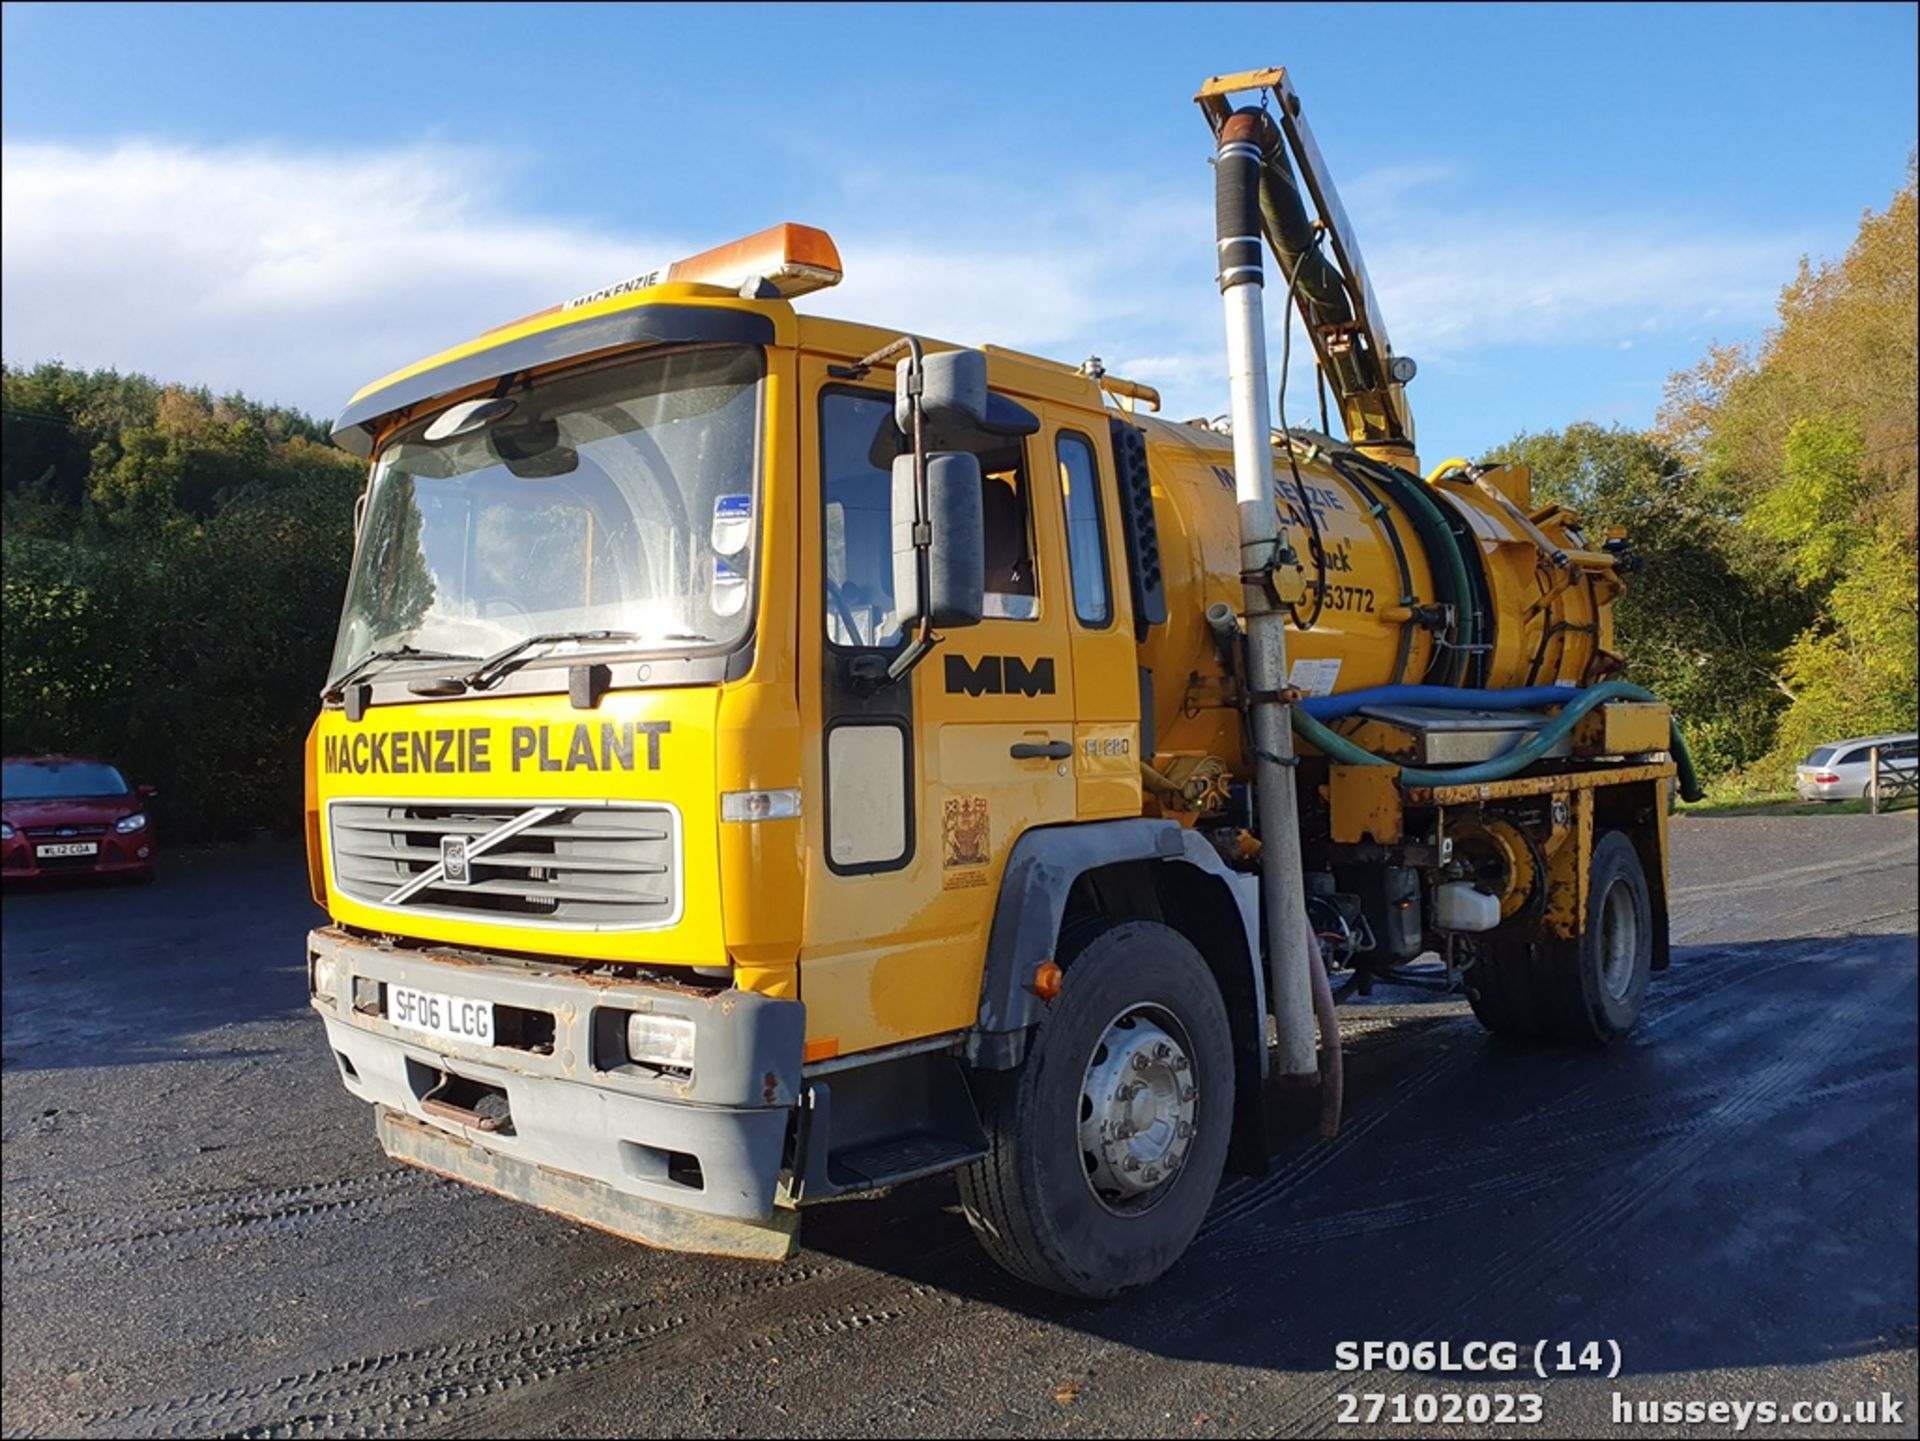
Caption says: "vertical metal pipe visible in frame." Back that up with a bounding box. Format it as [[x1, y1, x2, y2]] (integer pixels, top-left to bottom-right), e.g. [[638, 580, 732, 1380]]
[[1216, 111, 1317, 1079]]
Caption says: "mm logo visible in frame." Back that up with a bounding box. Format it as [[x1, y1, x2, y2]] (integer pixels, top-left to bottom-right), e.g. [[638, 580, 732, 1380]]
[[945, 654, 1056, 698]]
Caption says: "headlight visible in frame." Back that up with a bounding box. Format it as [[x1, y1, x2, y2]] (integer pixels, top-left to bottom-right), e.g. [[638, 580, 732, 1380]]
[[309, 951, 339, 1004], [115, 813, 147, 834], [0, 821, 12, 841], [626, 1012, 696, 1071]]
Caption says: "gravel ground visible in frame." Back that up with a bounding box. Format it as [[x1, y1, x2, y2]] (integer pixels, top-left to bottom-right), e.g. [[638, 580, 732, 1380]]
[[3, 813, 1915, 1439]]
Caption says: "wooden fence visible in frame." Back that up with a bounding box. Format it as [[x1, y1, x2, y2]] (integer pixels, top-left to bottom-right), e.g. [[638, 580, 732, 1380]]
[[1868, 746, 1919, 813]]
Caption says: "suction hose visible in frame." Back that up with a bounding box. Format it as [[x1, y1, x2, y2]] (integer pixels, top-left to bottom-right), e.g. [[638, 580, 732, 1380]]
[[1291, 681, 1705, 801]]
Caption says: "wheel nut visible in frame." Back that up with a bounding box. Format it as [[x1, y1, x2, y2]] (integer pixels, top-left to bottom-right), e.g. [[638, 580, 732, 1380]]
[[1173, 1056, 1191, 1072], [1153, 1041, 1172, 1060], [1132, 1053, 1150, 1072], [1181, 1085, 1198, 1102], [1143, 1167, 1160, 1183], [1176, 1121, 1193, 1139], [1123, 1156, 1140, 1172]]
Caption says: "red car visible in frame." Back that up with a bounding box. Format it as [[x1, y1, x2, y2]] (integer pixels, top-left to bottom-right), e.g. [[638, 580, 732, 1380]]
[[1, 755, 158, 883]]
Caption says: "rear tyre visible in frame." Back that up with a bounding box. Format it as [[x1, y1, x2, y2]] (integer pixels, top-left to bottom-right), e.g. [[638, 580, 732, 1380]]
[[1467, 828, 1652, 1045], [958, 921, 1234, 1299]]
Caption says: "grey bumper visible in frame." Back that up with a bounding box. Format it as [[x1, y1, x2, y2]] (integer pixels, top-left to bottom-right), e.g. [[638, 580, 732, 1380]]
[[308, 927, 803, 1236]]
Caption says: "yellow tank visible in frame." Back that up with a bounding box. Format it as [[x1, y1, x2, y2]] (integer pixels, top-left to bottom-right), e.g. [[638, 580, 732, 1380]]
[[1130, 414, 1623, 771]]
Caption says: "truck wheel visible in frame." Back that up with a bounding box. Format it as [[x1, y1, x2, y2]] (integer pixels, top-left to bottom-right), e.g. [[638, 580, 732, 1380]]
[[958, 921, 1234, 1299], [1468, 829, 1652, 1045]]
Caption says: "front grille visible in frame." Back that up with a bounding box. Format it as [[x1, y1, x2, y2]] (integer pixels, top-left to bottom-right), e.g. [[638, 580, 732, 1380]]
[[328, 801, 679, 929], [25, 824, 107, 838]]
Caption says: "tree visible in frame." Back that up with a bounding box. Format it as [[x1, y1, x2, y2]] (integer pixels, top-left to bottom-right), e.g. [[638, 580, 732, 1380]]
[[1661, 166, 1919, 780], [2, 361, 364, 838]]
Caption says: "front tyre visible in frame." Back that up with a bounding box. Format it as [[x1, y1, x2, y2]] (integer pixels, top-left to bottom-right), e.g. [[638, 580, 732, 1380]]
[[958, 921, 1234, 1298]]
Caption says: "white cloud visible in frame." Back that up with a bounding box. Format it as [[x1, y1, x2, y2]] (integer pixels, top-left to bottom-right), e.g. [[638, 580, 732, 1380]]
[[1365, 222, 1809, 362], [1, 136, 1814, 431], [1340, 161, 1463, 217], [1, 139, 686, 417]]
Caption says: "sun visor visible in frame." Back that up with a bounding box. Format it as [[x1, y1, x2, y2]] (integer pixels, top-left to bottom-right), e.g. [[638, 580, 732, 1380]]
[[329, 304, 777, 458]]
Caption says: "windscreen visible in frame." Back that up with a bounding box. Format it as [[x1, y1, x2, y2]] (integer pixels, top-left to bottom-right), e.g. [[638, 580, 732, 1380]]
[[330, 346, 764, 685], [3, 762, 130, 800]]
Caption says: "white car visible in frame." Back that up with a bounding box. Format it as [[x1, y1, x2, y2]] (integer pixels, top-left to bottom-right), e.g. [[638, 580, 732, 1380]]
[[1795, 733, 1918, 801]]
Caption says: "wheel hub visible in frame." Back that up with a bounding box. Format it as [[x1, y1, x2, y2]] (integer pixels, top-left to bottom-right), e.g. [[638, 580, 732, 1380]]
[[1078, 1009, 1197, 1210], [1600, 876, 1640, 1000]]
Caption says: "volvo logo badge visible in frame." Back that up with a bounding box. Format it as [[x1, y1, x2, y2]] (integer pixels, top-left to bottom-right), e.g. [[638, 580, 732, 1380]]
[[441, 836, 472, 886]]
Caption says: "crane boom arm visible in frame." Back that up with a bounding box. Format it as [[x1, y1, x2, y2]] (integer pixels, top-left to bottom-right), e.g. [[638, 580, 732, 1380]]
[[1197, 67, 1417, 468]]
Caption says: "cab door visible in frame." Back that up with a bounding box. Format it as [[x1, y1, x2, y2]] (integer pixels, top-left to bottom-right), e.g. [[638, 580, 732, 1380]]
[[797, 357, 1078, 1057]]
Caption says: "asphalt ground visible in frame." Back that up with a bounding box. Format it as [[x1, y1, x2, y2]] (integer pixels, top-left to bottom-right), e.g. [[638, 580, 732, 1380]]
[[2, 813, 1915, 1439]]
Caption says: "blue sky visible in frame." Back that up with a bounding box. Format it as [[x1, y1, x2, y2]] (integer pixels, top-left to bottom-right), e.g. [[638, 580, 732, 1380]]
[[3, 2, 1914, 456]]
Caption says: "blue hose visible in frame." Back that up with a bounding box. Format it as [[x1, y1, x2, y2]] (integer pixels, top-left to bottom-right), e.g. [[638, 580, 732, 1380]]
[[1300, 683, 1593, 722], [1291, 681, 1704, 800]]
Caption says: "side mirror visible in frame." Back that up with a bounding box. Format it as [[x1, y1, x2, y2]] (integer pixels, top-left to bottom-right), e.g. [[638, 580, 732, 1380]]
[[895, 348, 1040, 451], [893, 452, 984, 629], [137, 784, 158, 801], [898, 349, 987, 434]]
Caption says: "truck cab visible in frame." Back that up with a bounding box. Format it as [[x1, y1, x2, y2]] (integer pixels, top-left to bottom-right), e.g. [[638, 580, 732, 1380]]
[[308, 226, 1255, 1289]]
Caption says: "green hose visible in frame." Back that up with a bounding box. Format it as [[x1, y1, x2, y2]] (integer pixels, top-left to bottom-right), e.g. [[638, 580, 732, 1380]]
[[1292, 680, 1706, 800], [1341, 455, 1479, 688]]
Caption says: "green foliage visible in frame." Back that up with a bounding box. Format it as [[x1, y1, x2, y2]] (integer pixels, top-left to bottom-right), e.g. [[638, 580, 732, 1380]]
[[1700, 170, 1918, 780], [1765, 522, 1919, 767], [2, 362, 362, 839], [1750, 416, 1867, 586]]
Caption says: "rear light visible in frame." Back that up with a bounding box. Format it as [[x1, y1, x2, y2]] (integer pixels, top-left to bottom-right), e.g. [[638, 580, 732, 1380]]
[[1813, 773, 1840, 783]]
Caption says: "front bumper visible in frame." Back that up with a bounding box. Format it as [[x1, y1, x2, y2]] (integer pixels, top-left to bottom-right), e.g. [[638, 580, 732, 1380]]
[[2, 831, 155, 879], [308, 927, 804, 1256]]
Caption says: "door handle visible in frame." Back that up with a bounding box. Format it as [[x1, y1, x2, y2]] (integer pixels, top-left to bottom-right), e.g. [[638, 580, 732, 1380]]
[[1010, 740, 1073, 760]]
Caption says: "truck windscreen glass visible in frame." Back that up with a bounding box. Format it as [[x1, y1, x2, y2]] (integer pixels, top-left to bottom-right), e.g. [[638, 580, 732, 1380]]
[[329, 346, 765, 686]]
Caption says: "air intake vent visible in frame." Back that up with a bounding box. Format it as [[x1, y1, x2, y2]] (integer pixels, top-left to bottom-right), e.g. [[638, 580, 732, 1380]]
[[1109, 417, 1167, 640], [328, 801, 679, 931]]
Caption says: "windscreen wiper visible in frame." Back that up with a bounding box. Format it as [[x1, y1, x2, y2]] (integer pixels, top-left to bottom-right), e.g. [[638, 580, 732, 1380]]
[[323, 646, 477, 701], [445, 630, 653, 693]]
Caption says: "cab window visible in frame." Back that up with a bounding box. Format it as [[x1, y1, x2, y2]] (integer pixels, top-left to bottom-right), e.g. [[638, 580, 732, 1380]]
[[979, 442, 1037, 622], [1055, 431, 1111, 626], [819, 389, 1037, 645]]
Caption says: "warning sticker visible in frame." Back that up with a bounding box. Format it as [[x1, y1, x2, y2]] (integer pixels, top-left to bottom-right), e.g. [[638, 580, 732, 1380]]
[[1288, 656, 1343, 698]]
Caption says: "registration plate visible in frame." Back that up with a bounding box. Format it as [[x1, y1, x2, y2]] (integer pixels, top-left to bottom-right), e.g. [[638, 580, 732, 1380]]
[[387, 984, 494, 1046], [36, 842, 98, 858]]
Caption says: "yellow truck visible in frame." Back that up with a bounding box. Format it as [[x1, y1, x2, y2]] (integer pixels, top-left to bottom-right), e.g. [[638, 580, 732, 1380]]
[[305, 68, 1699, 1297]]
